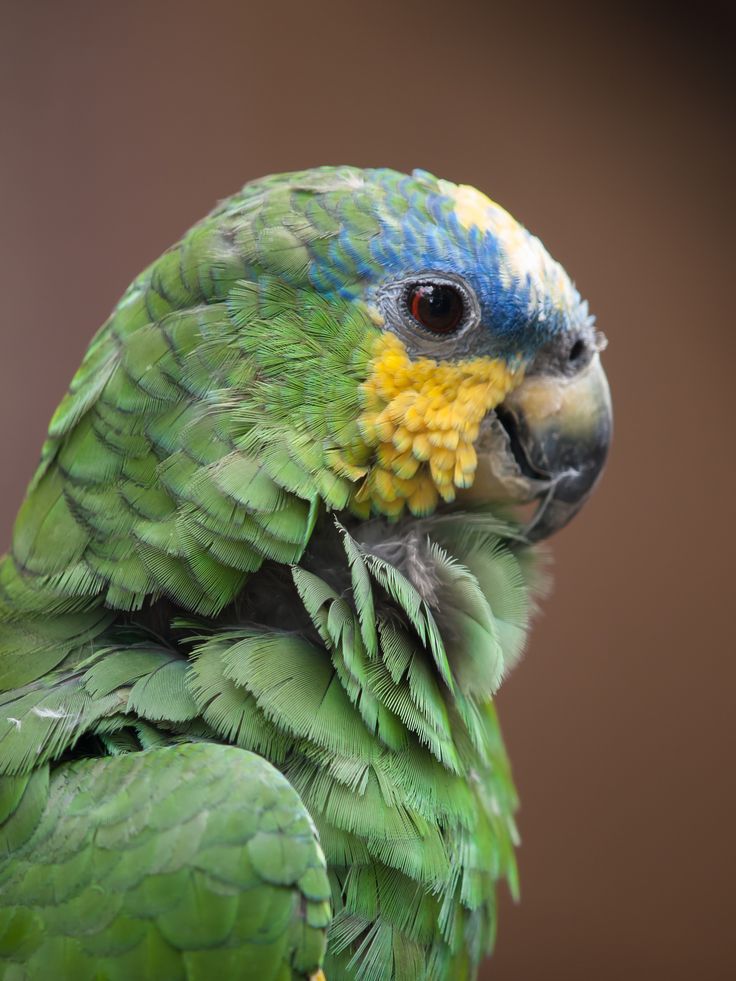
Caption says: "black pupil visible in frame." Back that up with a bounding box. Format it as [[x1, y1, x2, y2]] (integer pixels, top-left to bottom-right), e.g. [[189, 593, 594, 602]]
[[409, 283, 464, 334]]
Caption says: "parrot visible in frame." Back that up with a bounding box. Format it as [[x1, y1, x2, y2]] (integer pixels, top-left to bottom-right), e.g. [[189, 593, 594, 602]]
[[0, 166, 611, 981]]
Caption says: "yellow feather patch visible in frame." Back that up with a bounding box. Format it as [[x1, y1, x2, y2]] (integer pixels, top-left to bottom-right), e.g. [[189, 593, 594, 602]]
[[352, 333, 522, 517], [442, 180, 576, 310]]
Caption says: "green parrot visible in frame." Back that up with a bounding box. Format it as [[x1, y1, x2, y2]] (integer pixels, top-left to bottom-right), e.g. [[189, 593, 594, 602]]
[[0, 167, 611, 980]]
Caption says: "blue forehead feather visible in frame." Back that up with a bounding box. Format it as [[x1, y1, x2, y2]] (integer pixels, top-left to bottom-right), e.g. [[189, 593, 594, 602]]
[[305, 167, 588, 360]]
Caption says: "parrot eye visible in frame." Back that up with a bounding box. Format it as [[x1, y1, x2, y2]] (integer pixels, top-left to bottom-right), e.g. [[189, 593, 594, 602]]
[[378, 271, 480, 348], [406, 282, 465, 335]]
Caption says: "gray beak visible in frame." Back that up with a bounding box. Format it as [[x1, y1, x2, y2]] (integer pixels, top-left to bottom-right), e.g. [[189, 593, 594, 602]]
[[498, 353, 612, 540], [463, 352, 612, 541]]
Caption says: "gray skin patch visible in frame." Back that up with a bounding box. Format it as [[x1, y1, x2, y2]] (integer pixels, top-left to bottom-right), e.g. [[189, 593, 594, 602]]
[[358, 525, 444, 608]]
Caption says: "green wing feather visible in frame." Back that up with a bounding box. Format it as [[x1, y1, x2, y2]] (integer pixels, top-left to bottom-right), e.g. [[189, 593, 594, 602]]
[[0, 744, 330, 980]]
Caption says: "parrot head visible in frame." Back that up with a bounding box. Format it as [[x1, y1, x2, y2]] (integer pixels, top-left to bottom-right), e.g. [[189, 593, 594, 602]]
[[218, 166, 612, 538]]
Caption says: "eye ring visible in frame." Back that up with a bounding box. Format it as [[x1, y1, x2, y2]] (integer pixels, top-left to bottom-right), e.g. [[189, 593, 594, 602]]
[[377, 271, 480, 351]]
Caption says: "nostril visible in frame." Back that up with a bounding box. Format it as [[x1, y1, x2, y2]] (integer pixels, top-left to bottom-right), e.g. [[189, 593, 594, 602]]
[[568, 339, 586, 364]]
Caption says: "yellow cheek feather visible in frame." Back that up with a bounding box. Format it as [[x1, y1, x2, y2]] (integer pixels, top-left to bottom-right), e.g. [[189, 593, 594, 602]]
[[353, 333, 523, 517]]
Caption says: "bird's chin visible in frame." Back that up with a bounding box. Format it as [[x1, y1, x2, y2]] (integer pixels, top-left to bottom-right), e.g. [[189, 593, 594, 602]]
[[455, 413, 551, 507], [453, 414, 552, 539]]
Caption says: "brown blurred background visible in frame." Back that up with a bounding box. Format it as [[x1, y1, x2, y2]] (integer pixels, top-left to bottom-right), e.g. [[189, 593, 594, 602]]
[[1, 1, 734, 977]]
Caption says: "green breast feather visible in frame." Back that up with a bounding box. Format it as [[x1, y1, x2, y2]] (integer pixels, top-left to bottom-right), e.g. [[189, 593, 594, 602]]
[[0, 166, 611, 980]]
